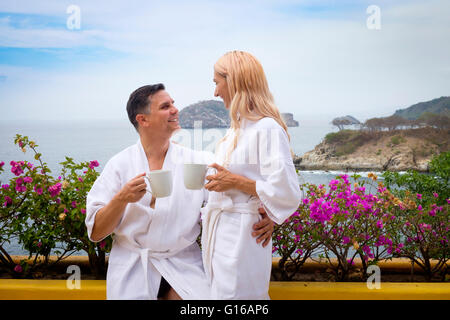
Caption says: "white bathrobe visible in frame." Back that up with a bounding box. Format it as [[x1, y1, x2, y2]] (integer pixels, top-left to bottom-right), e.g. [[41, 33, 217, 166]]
[[201, 117, 302, 300], [86, 139, 213, 300]]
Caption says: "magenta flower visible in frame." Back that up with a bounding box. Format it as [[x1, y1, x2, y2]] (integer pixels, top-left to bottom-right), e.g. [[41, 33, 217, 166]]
[[10, 161, 24, 176], [81, 208, 86, 214], [433, 192, 438, 198], [78, 177, 83, 182], [33, 186, 43, 195], [1, 184, 9, 190], [342, 236, 351, 245], [376, 220, 383, 229], [15, 178, 27, 192], [416, 193, 422, 200], [48, 183, 62, 197], [23, 176, 33, 184], [14, 265, 23, 273], [3, 196, 12, 207], [0, 161, 4, 168], [71, 201, 77, 208], [89, 160, 99, 169]]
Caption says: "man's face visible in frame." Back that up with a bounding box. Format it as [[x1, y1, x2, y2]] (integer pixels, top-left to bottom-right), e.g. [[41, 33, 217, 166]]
[[142, 90, 180, 135]]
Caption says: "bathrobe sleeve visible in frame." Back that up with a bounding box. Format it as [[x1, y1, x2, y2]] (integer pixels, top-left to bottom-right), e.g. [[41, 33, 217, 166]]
[[85, 158, 122, 242], [254, 123, 302, 225]]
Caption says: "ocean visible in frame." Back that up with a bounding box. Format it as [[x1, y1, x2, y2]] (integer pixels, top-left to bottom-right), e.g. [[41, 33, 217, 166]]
[[0, 117, 385, 255]]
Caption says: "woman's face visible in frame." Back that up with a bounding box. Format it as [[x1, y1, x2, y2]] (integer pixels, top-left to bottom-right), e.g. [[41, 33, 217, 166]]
[[213, 71, 231, 109]]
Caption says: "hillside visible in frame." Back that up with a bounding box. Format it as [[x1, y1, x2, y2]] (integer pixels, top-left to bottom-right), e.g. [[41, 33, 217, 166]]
[[179, 100, 299, 128], [393, 96, 450, 120], [295, 127, 449, 172]]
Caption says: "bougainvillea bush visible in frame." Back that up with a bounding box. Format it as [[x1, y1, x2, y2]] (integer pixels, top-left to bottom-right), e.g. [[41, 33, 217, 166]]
[[273, 152, 449, 281], [0, 135, 111, 278], [1, 135, 448, 281], [382, 152, 449, 281]]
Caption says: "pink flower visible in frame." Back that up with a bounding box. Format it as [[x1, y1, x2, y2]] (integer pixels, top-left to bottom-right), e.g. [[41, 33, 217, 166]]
[[416, 193, 422, 200], [37, 241, 42, 248], [48, 183, 62, 197], [78, 177, 83, 182], [81, 208, 86, 214], [342, 236, 350, 245], [33, 186, 43, 195], [3, 196, 12, 207], [433, 192, 438, 198], [0, 161, 4, 168], [15, 178, 27, 192], [10, 161, 24, 176], [71, 201, 77, 208], [14, 265, 23, 273], [2, 184, 9, 190], [376, 220, 383, 229], [89, 160, 99, 169], [23, 176, 33, 184]]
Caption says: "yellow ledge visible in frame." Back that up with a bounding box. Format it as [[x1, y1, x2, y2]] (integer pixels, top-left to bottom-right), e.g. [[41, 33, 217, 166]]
[[1, 280, 449, 300]]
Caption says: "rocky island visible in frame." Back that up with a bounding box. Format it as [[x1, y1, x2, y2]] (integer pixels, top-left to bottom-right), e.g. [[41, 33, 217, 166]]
[[294, 127, 448, 172], [294, 96, 450, 172], [179, 100, 299, 129]]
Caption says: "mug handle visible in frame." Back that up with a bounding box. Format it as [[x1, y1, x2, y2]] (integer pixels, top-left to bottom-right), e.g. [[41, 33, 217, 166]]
[[205, 166, 217, 181], [143, 175, 153, 196]]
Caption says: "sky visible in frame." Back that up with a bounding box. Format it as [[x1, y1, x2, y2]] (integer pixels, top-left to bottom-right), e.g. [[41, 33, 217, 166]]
[[0, 0, 449, 124]]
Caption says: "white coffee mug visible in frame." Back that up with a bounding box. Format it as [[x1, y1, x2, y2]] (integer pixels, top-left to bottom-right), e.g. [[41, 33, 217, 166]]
[[183, 163, 209, 190], [144, 170, 172, 198]]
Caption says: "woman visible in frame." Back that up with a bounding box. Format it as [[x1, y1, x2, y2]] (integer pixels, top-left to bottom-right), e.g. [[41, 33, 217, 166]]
[[202, 51, 301, 299]]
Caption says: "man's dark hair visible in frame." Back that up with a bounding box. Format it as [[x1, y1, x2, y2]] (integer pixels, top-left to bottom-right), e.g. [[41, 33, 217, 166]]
[[126, 83, 165, 131]]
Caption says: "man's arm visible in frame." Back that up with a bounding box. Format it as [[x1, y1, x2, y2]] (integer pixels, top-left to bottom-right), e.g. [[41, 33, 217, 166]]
[[90, 173, 147, 242], [252, 208, 274, 248]]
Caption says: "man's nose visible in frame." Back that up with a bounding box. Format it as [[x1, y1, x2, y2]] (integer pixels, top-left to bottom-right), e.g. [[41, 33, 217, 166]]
[[214, 87, 219, 97], [171, 105, 179, 114]]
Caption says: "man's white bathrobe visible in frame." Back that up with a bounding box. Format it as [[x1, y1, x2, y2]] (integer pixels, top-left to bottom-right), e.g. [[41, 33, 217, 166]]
[[201, 117, 302, 300], [86, 140, 213, 300]]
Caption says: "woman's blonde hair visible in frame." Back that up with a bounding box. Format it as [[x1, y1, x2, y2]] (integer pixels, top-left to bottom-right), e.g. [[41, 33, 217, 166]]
[[214, 50, 290, 166]]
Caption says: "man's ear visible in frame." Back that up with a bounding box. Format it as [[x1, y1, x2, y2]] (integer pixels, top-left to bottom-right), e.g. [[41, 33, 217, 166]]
[[136, 114, 148, 128]]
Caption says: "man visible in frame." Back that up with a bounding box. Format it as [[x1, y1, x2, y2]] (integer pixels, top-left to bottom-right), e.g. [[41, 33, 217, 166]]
[[85, 84, 274, 300]]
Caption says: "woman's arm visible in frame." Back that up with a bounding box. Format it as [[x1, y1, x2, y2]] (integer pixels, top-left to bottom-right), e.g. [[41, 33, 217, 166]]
[[204, 163, 256, 196]]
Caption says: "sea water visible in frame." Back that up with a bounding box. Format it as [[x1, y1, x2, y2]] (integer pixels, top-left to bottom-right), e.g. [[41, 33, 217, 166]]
[[0, 118, 385, 255]]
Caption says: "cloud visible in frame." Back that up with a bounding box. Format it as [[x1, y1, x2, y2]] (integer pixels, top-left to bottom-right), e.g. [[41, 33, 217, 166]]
[[0, 0, 449, 123]]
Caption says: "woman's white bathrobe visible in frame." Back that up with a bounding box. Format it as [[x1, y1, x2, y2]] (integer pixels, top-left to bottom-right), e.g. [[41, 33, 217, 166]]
[[86, 140, 213, 300], [201, 117, 302, 300]]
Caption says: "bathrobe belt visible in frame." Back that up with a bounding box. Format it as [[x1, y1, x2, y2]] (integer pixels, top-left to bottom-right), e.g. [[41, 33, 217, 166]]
[[201, 196, 260, 282], [114, 235, 192, 299]]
